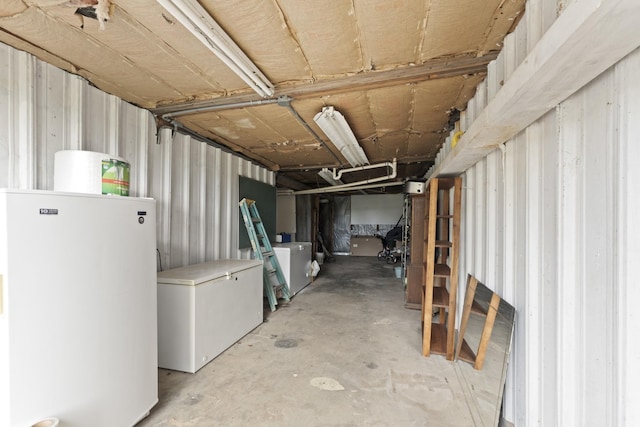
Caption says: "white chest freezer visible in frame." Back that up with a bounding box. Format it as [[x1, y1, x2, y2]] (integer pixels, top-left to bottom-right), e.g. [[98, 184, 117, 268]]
[[157, 259, 263, 373], [273, 242, 312, 295], [0, 189, 157, 427]]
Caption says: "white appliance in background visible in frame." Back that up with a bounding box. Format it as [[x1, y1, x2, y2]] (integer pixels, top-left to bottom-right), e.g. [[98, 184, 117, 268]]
[[157, 260, 263, 373], [273, 242, 312, 295], [0, 189, 158, 427]]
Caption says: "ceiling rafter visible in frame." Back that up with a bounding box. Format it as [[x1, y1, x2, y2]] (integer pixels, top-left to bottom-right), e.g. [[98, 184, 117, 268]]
[[150, 52, 498, 116]]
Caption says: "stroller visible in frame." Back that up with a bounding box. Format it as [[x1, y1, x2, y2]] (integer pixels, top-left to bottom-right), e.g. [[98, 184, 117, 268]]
[[376, 225, 403, 264]]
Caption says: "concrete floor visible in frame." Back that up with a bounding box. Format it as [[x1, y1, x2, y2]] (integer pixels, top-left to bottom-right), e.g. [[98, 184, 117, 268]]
[[137, 256, 481, 427]]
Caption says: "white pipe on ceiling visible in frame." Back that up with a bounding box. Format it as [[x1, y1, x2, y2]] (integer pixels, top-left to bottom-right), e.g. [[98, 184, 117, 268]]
[[306, 159, 398, 194], [294, 181, 403, 195], [335, 158, 397, 181]]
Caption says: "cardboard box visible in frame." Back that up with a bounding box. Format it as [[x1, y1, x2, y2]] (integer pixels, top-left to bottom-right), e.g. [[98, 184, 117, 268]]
[[350, 236, 382, 256]]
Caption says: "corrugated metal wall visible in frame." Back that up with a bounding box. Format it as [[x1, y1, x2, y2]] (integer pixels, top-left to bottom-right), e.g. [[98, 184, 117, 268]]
[[3, 2, 639, 424], [431, 0, 640, 425], [0, 42, 275, 270]]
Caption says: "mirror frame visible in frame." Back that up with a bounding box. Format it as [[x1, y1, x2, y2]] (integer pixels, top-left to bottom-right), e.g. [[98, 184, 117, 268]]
[[455, 275, 501, 369], [454, 274, 516, 427]]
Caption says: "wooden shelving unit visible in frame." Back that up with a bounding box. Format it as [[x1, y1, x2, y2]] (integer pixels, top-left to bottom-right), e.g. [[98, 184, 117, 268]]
[[405, 194, 426, 308], [421, 177, 462, 360]]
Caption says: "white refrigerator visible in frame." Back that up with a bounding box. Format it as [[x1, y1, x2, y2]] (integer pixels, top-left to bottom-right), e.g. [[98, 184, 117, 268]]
[[0, 189, 158, 427]]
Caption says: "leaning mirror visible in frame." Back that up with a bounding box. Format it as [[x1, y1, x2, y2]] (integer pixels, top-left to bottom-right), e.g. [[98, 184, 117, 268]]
[[454, 275, 516, 427]]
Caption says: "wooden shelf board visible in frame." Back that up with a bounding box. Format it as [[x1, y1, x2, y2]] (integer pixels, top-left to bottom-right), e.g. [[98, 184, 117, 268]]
[[434, 263, 451, 277], [437, 214, 454, 219], [430, 323, 448, 355], [435, 240, 452, 247], [432, 286, 450, 308], [457, 338, 477, 365]]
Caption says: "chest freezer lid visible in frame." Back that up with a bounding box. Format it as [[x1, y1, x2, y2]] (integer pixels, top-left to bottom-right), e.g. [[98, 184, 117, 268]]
[[273, 242, 312, 250], [157, 259, 262, 286]]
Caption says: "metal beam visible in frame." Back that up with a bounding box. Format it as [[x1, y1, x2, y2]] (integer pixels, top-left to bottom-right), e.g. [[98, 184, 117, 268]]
[[150, 53, 498, 116]]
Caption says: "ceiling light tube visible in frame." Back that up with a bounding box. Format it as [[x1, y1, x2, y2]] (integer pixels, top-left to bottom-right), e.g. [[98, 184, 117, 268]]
[[156, 0, 274, 98], [318, 168, 344, 186], [313, 107, 369, 167]]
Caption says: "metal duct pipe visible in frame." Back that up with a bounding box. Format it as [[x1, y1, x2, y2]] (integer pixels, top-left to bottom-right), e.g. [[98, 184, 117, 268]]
[[161, 98, 281, 120], [157, 118, 259, 165], [278, 98, 343, 164], [159, 96, 343, 165]]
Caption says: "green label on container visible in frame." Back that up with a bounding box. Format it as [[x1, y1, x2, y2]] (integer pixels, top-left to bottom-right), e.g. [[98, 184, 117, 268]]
[[101, 159, 130, 196]]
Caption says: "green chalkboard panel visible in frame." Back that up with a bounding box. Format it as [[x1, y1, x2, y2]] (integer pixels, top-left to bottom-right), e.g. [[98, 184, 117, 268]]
[[239, 176, 276, 249]]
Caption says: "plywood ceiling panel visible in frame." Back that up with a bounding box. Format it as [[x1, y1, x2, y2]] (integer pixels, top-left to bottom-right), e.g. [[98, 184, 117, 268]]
[[480, 0, 525, 53], [198, 0, 313, 84], [276, 0, 363, 77], [118, 1, 258, 98], [406, 132, 444, 159], [0, 1, 26, 16], [0, 7, 183, 106], [368, 85, 414, 136], [422, 0, 506, 59], [0, 0, 525, 192], [411, 78, 463, 133], [363, 132, 410, 161], [355, 0, 428, 68], [456, 74, 486, 108]]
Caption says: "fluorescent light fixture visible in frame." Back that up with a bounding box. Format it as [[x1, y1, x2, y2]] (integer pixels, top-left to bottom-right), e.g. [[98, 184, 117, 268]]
[[313, 106, 369, 167], [156, 0, 275, 98], [318, 168, 343, 186]]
